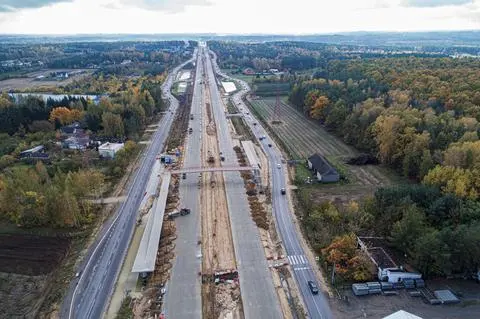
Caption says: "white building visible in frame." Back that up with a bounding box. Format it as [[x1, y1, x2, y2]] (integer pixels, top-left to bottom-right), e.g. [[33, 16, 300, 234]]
[[383, 310, 422, 319], [98, 142, 124, 159], [378, 267, 422, 283]]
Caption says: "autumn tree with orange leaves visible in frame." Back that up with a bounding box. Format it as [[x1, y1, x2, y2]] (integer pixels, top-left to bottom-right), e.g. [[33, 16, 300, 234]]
[[49, 107, 83, 125], [322, 233, 373, 281]]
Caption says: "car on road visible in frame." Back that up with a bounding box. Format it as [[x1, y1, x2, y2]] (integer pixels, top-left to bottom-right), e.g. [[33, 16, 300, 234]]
[[308, 280, 319, 294], [75, 271, 82, 278], [182, 173, 187, 179], [280, 188, 286, 195], [268, 144, 272, 147], [277, 163, 281, 169]]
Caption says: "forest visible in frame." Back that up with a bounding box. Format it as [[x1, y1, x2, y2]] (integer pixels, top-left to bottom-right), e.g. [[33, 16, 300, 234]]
[[286, 55, 480, 279], [208, 40, 447, 72]]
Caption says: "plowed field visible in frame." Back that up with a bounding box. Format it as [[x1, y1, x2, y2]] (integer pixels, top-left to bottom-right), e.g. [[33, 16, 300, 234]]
[[0, 234, 70, 275], [249, 97, 395, 188]]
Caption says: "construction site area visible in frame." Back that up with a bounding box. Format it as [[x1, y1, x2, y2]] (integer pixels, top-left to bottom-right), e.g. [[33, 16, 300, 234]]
[[117, 49, 311, 319], [199, 72, 243, 319]]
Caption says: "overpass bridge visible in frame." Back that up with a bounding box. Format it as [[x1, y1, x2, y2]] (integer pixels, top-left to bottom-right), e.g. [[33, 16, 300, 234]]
[[225, 113, 244, 118], [168, 166, 254, 174]]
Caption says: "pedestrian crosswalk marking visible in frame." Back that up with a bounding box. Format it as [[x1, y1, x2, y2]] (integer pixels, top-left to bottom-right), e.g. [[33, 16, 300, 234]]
[[288, 254, 307, 265], [294, 267, 309, 271]]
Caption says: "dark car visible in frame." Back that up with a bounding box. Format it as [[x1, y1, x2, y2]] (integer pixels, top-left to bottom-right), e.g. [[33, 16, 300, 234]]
[[180, 208, 191, 216], [280, 188, 286, 195], [308, 281, 319, 294], [182, 173, 187, 179], [268, 143, 272, 147]]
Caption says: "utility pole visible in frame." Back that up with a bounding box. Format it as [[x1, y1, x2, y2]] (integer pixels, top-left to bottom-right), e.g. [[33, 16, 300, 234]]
[[331, 262, 336, 285]]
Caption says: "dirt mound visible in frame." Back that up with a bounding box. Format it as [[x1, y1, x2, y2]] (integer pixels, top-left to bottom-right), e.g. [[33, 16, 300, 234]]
[[0, 234, 70, 276], [346, 154, 379, 165]]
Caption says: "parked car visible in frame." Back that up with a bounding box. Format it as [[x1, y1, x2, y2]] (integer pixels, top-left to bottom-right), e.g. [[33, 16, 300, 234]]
[[308, 281, 319, 294]]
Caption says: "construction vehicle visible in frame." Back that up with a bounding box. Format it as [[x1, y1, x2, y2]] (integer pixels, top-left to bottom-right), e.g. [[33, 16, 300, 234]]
[[207, 150, 215, 163]]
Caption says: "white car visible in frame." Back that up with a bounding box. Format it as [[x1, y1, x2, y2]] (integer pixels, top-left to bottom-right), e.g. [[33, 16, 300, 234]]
[[277, 164, 281, 169]]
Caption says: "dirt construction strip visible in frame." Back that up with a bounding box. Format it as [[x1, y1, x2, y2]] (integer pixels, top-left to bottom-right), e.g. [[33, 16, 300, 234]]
[[201, 71, 243, 319]]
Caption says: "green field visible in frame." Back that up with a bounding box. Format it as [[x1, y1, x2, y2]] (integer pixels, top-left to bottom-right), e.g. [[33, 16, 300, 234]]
[[222, 69, 254, 84], [249, 97, 397, 187]]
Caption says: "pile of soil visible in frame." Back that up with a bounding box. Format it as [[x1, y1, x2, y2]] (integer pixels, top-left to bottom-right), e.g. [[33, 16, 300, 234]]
[[346, 154, 379, 165]]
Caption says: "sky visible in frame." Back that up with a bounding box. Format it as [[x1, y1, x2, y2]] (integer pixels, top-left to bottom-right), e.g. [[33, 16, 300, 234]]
[[0, 0, 479, 34]]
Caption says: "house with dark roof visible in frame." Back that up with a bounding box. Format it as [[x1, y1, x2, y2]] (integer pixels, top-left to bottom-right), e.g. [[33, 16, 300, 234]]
[[307, 153, 339, 183], [60, 122, 81, 134]]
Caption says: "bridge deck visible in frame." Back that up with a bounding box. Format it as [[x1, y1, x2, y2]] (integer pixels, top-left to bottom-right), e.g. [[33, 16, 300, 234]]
[[132, 173, 171, 273], [169, 166, 253, 174]]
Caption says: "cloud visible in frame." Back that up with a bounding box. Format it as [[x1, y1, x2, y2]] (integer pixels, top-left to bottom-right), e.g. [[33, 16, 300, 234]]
[[402, 0, 472, 7], [0, 0, 74, 12], [119, 0, 212, 13]]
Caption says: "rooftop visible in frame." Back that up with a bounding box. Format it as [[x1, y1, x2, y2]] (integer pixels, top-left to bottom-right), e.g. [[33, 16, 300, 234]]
[[308, 153, 338, 176], [99, 142, 124, 151], [20, 145, 44, 155], [383, 310, 423, 319]]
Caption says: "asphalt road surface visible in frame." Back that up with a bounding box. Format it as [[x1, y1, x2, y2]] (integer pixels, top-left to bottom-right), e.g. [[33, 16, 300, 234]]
[[204, 46, 283, 319], [163, 49, 203, 319], [212, 51, 334, 319], [60, 52, 196, 319]]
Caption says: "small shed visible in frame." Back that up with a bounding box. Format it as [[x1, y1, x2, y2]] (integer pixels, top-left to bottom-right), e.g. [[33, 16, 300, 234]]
[[307, 153, 339, 182], [99, 142, 124, 159]]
